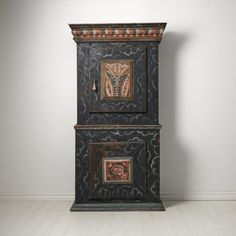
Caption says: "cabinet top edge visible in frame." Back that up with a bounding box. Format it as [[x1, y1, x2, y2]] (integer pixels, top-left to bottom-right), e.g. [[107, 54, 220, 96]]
[[69, 23, 167, 42], [69, 23, 167, 28]]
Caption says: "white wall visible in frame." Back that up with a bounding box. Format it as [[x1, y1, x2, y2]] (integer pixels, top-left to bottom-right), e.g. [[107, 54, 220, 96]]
[[0, 0, 236, 200]]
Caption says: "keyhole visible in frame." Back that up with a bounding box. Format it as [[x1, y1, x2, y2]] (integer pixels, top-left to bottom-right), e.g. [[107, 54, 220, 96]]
[[92, 80, 97, 91]]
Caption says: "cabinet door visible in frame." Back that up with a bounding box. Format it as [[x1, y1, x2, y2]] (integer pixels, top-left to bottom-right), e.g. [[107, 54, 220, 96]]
[[88, 142, 146, 200], [88, 42, 147, 113]]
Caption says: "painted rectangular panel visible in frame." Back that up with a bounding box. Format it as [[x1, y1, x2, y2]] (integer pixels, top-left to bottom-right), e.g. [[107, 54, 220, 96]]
[[101, 60, 133, 101], [88, 141, 147, 200], [102, 156, 133, 184], [88, 42, 147, 113]]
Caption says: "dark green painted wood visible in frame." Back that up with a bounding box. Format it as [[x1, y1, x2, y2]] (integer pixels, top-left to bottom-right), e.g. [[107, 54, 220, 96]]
[[70, 201, 165, 211]]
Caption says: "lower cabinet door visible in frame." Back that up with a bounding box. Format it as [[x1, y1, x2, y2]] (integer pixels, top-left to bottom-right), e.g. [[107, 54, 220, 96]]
[[88, 142, 146, 200], [75, 128, 161, 204]]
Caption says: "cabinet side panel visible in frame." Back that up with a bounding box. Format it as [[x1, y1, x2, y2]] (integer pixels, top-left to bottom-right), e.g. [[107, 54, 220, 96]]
[[77, 43, 90, 124]]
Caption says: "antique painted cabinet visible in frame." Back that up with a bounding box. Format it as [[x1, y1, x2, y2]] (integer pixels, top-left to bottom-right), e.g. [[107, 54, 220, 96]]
[[69, 23, 166, 211]]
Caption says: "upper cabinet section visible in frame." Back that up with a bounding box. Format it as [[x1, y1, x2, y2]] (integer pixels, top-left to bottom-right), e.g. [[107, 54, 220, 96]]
[[69, 23, 166, 125], [69, 23, 167, 42]]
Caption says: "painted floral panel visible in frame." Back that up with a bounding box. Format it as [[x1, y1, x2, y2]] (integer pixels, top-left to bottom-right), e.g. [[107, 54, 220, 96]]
[[101, 60, 133, 100], [102, 157, 133, 184]]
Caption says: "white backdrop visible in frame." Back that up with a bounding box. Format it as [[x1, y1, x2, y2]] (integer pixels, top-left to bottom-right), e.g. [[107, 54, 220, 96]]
[[0, 0, 236, 200]]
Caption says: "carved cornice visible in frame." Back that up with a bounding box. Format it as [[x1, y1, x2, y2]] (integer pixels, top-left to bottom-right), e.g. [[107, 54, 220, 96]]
[[69, 23, 166, 42]]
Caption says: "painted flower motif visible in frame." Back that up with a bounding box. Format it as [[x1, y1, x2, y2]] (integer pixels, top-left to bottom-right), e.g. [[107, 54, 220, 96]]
[[105, 160, 131, 182], [104, 62, 131, 97], [111, 164, 125, 176], [121, 173, 129, 180], [122, 162, 127, 166], [106, 63, 129, 78], [105, 29, 113, 35]]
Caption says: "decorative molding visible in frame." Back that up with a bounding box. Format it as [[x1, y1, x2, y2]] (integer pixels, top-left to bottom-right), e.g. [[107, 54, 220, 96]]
[[69, 23, 167, 42], [1, 192, 236, 201], [74, 124, 162, 130]]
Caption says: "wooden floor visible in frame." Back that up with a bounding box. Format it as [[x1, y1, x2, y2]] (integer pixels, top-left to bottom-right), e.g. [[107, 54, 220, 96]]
[[0, 201, 236, 236]]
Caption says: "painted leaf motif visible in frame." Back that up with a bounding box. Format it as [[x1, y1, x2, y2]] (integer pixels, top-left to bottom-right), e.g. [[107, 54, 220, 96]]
[[121, 76, 130, 97], [105, 76, 114, 97], [103, 62, 132, 98]]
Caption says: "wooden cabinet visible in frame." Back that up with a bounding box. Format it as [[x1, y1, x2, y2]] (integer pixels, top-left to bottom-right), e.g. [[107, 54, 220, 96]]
[[69, 23, 166, 211]]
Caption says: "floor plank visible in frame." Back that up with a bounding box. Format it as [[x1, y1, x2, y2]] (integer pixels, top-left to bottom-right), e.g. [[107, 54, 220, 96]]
[[0, 201, 236, 236]]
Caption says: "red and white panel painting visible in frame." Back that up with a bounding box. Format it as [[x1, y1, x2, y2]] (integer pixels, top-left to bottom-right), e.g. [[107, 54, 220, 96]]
[[102, 157, 132, 184], [101, 60, 133, 99]]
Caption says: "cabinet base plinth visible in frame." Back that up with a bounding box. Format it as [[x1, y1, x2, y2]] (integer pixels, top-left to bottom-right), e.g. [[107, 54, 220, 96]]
[[70, 201, 165, 211]]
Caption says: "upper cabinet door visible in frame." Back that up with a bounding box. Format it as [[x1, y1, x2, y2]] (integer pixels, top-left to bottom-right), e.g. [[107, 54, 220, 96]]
[[76, 42, 160, 124], [88, 42, 147, 113]]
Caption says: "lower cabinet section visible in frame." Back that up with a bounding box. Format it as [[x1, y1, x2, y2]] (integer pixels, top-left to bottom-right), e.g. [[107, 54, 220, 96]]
[[72, 125, 164, 211]]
